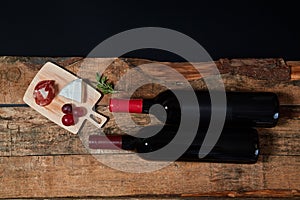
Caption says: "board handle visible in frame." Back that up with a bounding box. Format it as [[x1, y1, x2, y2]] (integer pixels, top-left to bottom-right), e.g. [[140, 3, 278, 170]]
[[87, 109, 107, 128]]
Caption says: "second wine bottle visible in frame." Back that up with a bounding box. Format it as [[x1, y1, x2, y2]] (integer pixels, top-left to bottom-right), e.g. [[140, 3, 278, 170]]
[[89, 125, 259, 163]]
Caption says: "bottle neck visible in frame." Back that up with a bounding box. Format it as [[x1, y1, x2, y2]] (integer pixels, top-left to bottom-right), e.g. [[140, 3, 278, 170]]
[[89, 135, 136, 150], [89, 135, 123, 150], [109, 98, 154, 113]]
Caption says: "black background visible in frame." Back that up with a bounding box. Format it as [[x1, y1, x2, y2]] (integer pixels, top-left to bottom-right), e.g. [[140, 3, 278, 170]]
[[1, 0, 299, 61]]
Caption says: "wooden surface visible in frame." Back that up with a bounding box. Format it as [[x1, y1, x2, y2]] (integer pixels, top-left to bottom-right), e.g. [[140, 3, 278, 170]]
[[0, 56, 299, 199]]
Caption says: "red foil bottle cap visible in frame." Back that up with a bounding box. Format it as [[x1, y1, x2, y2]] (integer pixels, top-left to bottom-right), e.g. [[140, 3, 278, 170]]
[[89, 135, 122, 149], [109, 99, 143, 113]]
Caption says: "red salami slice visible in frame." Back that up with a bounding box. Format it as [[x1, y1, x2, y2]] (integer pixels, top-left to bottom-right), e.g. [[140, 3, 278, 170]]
[[33, 80, 56, 106]]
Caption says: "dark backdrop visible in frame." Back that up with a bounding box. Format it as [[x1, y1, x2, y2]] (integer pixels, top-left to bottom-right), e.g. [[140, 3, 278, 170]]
[[1, 0, 299, 61]]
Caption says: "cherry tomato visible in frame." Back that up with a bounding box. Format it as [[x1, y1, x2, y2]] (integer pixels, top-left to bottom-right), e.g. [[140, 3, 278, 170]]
[[62, 114, 75, 126], [33, 80, 55, 106]]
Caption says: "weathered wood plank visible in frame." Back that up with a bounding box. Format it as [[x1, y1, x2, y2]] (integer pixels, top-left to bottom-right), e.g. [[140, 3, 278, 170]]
[[0, 106, 299, 156], [287, 61, 300, 80], [121, 58, 298, 106], [1, 57, 299, 105], [181, 189, 300, 198], [125, 58, 290, 81], [0, 57, 83, 104], [0, 155, 299, 198], [83, 58, 299, 105]]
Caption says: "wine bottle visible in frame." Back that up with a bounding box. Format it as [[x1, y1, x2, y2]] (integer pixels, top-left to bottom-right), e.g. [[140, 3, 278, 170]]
[[89, 125, 259, 163], [109, 90, 279, 128]]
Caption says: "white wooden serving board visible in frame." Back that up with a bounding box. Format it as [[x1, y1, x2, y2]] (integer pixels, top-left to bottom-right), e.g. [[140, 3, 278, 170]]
[[23, 62, 107, 134]]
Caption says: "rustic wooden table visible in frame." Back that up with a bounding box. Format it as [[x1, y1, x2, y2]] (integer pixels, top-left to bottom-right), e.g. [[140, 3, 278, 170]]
[[0, 57, 299, 198]]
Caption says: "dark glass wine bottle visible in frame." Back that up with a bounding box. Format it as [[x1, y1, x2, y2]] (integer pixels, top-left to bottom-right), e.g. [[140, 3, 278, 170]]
[[89, 125, 259, 163], [109, 90, 279, 128]]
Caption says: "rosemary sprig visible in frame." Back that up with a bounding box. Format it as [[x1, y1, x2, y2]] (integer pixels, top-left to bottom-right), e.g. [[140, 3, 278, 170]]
[[96, 73, 116, 94]]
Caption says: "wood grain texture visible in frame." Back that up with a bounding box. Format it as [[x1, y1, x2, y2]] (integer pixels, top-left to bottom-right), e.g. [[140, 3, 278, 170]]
[[99, 58, 298, 105], [0, 155, 299, 198], [287, 61, 300, 80], [0, 57, 83, 104], [0, 106, 299, 157], [0, 57, 298, 105], [181, 189, 300, 198], [0, 57, 299, 198], [125, 58, 291, 81]]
